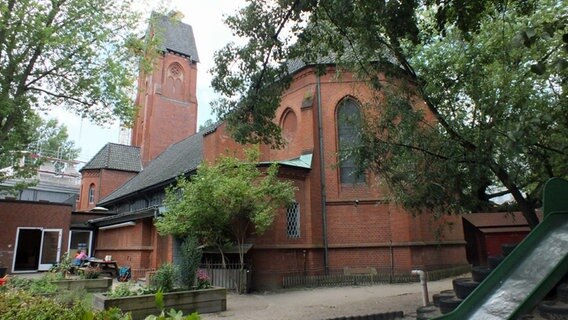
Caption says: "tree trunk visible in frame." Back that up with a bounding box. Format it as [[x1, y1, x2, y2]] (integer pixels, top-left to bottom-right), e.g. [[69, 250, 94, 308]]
[[491, 162, 540, 229], [216, 244, 227, 269]]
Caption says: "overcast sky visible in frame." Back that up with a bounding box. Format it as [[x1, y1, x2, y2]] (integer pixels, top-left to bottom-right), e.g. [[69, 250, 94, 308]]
[[47, 1, 246, 163]]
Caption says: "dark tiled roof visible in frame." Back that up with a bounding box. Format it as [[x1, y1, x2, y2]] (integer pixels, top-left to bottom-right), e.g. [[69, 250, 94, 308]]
[[97, 128, 208, 206], [152, 12, 199, 62], [80, 143, 141, 173]]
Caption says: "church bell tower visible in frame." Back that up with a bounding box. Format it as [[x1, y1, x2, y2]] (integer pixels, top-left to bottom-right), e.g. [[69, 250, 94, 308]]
[[130, 11, 199, 165]]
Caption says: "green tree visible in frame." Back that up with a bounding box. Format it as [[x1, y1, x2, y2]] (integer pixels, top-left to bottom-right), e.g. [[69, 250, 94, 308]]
[[0, 116, 80, 182], [156, 148, 296, 274], [211, 0, 567, 228], [33, 119, 80, 161], [0, 0, 154, 183], [178, 236, 202, 290]]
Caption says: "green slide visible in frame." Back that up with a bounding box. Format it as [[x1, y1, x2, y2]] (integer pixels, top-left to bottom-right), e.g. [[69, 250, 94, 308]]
[[434, 178, 568, 320]]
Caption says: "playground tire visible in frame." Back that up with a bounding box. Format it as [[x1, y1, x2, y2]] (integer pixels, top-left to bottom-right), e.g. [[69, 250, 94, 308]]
[[488, 255, 505, 269], [557, 283, 568, 304], [440, 289, 455, 294], [453, 279, 480, 299], [416, 305, 440, 320], [501, 243, 517, 256], [472, 266, 492, 282], [439, 297, 463, 314], [433, 291, 455, 307], [538, 300, 568, 319], [452, 277, 471, 287]]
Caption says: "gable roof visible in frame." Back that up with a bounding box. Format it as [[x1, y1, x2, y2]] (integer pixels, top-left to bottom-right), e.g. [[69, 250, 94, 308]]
[[80, 143, 141, 173], [97, 130, 205, 206], [152, 12, 199, 62]]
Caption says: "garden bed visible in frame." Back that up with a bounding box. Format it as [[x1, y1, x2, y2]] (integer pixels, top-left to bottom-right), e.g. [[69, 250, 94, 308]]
[[52, 277, 113, 293], [92, 287, 227, 320]]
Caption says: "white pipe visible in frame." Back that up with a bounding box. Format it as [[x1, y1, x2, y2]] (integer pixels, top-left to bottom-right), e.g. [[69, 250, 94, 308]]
[[99, 221, 136, 230], [411, 269, 429, 306]]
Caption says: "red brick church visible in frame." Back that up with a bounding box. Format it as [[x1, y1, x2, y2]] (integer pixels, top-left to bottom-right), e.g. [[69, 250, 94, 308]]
[[77, 12, 467, 289]]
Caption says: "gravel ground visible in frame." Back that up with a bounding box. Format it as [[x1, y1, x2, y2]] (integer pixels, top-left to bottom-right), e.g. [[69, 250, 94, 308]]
[[201, 275, 466, 320], [16, 272, 464, 319]]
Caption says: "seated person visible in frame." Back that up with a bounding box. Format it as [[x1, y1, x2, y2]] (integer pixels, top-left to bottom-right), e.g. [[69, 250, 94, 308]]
[[73, 250, 88, 266]]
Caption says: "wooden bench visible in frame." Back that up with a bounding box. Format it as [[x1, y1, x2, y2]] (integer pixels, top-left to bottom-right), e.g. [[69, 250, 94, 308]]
[[82, 260, 119, 278]]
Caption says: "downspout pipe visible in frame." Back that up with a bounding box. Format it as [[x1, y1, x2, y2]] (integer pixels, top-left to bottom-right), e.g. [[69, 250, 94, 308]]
[[411, 269, 429, 306], [316, 74, 329, 275]]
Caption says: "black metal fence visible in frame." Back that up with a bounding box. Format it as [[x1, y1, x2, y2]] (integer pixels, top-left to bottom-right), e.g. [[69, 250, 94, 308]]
[[282, 265, 471, 289]]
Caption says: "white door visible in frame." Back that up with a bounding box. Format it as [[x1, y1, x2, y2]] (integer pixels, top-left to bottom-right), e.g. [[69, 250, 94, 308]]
[[38, 229, 62, 271]]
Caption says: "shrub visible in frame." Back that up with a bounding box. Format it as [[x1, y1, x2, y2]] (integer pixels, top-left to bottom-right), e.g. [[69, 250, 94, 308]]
[[53, 287, 87, 308], [0, 289, 132, 320], [196, 270, 211, 290], [145, 309, 201, 320], [48, 252, 73, 276], [0, 289, 84, 320], [145, 290, 201, 320], [80, 266, 102, 279], [107, 282, 138, 298], [179, 236, 202, 289], [151, 264, 178, 293], [6, 276, 58, 295]]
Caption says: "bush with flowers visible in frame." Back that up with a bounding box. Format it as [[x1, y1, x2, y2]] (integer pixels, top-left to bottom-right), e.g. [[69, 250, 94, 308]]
[[196, 270, 211, 290]]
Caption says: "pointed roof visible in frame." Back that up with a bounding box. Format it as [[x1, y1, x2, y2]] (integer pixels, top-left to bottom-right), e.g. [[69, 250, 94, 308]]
[[151, 12, 199, 62], [97, 127, 209, 206], [80, 143, 141, 173]]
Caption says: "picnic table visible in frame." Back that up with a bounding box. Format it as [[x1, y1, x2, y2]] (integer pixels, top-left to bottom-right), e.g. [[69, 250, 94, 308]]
[[82, 259, 119, 278]]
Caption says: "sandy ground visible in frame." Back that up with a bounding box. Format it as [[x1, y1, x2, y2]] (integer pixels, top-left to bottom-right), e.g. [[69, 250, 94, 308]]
[[201, 275, 465, 320]]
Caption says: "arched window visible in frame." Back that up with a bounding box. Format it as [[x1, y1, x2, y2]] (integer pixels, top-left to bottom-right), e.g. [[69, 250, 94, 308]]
[[337, 98, 365, 184], [165, 62, 185, 99], [280, 108, 298, 142], [88, 184, 95, 204]]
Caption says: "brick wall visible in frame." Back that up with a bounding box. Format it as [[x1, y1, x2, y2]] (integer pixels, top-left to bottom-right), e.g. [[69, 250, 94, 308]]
[[202, 122, 254, 164], [78, 169, 137, 211], [230, 66, 467, 289], [94, 219, 152, 269], [99, 170, 138, 201], [94, 218, 173, 277], [0, 200, 72, 272], [78, 170, 100, 211]]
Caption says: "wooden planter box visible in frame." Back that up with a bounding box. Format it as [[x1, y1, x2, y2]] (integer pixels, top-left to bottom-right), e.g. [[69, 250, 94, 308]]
[[92, 287, 227, 319], [52, 277, 113, 293]]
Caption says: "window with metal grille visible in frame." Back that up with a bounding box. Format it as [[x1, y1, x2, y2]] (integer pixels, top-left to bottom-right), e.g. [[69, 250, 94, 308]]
[[286, 202, 300, 238]]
